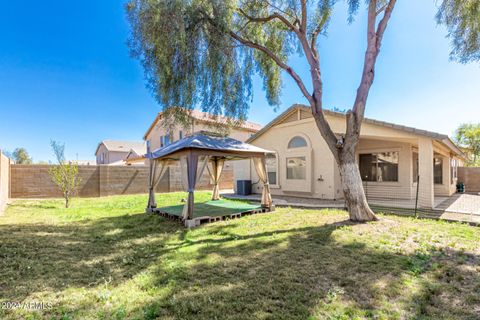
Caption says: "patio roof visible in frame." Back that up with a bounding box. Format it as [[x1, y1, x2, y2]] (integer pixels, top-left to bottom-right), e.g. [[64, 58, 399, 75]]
[[147, 131, 273, 160]]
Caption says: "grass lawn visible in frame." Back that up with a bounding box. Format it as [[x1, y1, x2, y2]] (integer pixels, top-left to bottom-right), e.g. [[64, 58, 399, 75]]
[[0, 192, 479, 320]]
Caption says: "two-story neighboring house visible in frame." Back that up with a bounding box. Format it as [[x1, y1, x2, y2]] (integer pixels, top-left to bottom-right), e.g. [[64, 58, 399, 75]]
[[143, 109, 263, 149], [95, 140, 146, 165]]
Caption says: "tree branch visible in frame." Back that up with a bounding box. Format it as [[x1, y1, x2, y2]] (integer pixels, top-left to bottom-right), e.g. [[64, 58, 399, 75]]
[[376, 3, 388, 16], [300, 0, 307, 34], [346, 0, 396, 145], [228, 30, 313, 105], [237, 8, 298, 32], [375, 0, 396, 50], [197, 9, 312, 103], [263, 0, 298, 22]]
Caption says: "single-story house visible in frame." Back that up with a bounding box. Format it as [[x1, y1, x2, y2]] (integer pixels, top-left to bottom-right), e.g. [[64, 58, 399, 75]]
[[95, 140, 146, 165], [234, 104, 466, 209]]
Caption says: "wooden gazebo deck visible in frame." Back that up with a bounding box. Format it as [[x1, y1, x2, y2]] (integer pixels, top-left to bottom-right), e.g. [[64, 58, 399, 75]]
[[151, 198, 269, 227]]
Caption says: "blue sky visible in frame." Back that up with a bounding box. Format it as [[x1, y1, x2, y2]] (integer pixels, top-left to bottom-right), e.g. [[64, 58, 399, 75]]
[[0, 1, 478, 162]]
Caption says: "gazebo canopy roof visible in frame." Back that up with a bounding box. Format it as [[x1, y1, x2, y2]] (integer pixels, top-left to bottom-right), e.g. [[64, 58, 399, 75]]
[[147, 132, 273, 160]]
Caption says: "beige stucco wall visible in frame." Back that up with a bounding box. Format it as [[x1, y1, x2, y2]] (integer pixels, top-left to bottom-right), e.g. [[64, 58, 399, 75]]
[[106, 151, 129, 165], [243, 115, 337, 199], [96, 144, 129, 165]]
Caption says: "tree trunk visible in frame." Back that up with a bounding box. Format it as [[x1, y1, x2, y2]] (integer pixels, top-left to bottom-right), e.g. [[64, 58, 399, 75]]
[[338, 149, 377, 222], [65, 192, 70, 208]]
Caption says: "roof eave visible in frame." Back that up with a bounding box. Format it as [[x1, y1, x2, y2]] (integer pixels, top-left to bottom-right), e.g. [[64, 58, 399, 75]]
[[247, 104, 465, 159]]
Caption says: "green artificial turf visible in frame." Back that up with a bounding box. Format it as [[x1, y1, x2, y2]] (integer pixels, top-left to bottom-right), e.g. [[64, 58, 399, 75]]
[[158, 198, 261, 218]]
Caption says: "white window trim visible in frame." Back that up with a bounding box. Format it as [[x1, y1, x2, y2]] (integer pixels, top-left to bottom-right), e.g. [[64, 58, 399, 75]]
[[266, 152, 280, 188], [282, 133, 312, 192]]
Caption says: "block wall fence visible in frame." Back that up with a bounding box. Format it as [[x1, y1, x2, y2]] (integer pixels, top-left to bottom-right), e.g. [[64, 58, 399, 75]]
[[458, 167, 480, 193], [0, 151, 11, 212], [10, 163, 233, 199]]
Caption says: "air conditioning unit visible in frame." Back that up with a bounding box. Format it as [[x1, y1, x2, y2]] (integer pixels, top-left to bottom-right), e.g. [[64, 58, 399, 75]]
[[236, 180, 252, 195]]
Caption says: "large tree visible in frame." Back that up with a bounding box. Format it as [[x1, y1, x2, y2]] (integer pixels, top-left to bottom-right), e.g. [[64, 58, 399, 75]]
[[455, 123, 480, 166], [12, 147, 33, 164], [126, 0, 478, 221]]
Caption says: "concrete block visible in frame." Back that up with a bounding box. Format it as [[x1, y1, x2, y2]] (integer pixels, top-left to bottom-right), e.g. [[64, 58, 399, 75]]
[[184, 219, 201, 228]]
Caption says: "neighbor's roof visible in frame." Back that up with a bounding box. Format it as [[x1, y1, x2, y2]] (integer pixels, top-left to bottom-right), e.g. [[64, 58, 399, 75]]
[[144, 109, 263, 140], [248, 104, 465, 158], [95, 140, 146, 155], [148, 132, 272, 160], [125, 149, 146, 164]]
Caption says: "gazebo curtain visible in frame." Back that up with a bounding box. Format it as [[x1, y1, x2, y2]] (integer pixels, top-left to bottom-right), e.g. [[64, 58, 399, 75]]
[[253, 157, 273, 208], [147, 159, 167, 209], [180, 154, 209, 220], [207, 157, 225, 200]]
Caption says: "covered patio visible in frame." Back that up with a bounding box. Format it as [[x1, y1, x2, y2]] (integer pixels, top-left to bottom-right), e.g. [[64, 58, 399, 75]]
[[223, 192, 480, 224], [146, 132, 274, 227]]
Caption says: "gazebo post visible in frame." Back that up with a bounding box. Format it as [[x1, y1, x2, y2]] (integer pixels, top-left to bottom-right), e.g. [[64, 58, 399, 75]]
[[146, 141, 156, 213], [253, 155, 273, 211], [209, 156, 225, 201], [186, 151, 196, 220]]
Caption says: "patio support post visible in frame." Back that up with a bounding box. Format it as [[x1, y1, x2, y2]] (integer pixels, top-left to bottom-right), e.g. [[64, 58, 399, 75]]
[[253, 156, 273, 209], [418, 137, 435, 208]]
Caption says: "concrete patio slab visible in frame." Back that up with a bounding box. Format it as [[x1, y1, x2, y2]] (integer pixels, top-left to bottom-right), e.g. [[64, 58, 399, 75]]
[[222, 192, 480, 225]]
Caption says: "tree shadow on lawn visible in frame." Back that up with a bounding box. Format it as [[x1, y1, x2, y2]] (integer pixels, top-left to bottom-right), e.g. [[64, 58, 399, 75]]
[[0, 212, 182, 302], [0, 214, 479, 319], [132, 221, 480, 320]]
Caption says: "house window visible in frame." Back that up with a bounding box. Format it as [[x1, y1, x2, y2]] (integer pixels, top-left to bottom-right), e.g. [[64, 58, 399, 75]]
[[288, 136, 307, 149], [434, 157, 443, 184], [179, 130, 183, 140], [286, 156, 306, 180], [266, 153, 277, 185], [359, 152, 399, 182], [160, 134, 171, 147], [413, 152, 419, 182]]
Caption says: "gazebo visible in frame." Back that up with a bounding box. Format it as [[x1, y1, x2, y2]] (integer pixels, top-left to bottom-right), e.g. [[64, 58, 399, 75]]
[[146, 132, 274, 227]]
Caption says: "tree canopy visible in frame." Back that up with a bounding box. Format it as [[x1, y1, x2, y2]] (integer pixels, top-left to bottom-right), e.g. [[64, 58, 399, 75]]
[[12, 147, 33, 164], [126, 0, 380, 121], [455, 123, 480, 166], [437, 0, 480, 63]]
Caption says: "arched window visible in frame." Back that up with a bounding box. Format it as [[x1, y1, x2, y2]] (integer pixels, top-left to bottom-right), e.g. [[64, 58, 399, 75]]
[[265, 153, 277, 185], [288, 136, 307, 149]]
